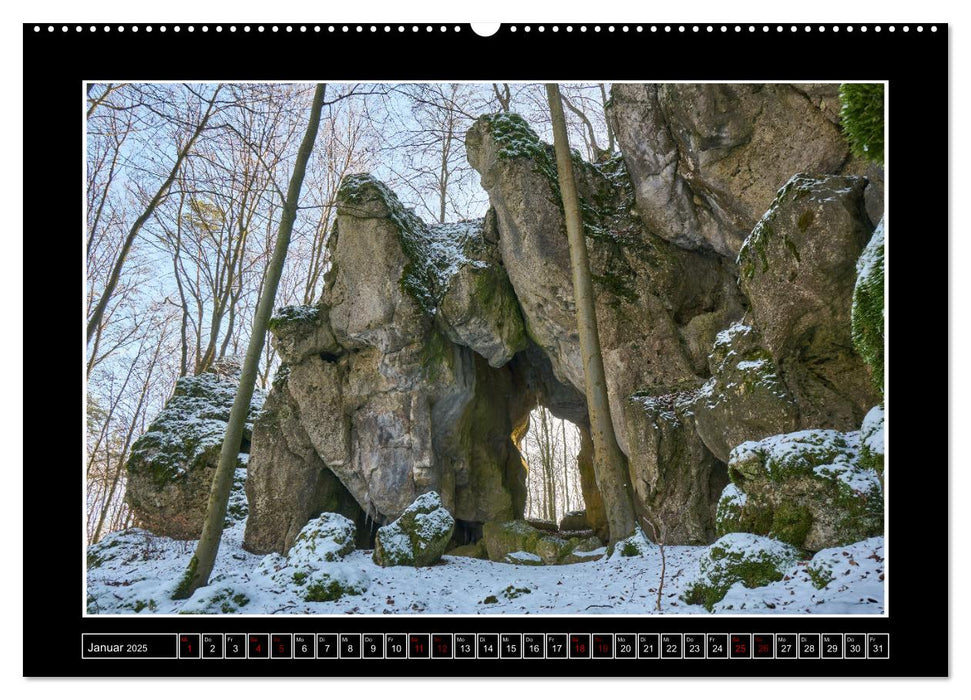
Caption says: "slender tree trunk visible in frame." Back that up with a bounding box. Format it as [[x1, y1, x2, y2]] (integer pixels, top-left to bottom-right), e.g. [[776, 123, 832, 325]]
[[493, 83, 511, 112], [545, 84, 636, 543], [173, 83, 327, 599], [561, 418, 571, 513], [86, 87, 222, 345], [599, 83, 616, 153]]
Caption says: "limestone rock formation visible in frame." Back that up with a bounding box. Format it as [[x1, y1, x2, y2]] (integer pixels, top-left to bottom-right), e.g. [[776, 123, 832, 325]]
[[466, 112, 744, 455], [373, 492, 455, 567], [438, 211, 528, 367], [242, 367, 369, 555], [737, 174, 880, 428], [125, 367, 264, 540], [235, 88, 885, 554], [244, 175, 532, 554], [722, 428, 884, 550], [623, 388, 726, 545], [608, 83, 873, 256]]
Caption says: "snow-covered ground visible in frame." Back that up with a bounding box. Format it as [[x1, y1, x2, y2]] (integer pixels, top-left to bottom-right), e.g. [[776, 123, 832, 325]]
[[87, 516, 885, 616]]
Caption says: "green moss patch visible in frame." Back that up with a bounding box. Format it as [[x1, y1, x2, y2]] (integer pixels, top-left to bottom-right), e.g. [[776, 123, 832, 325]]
[[681, 533, 801, 611], [839, 83, 885, 164], [852, 220, 885, 391], [770, 504, 813, 547]]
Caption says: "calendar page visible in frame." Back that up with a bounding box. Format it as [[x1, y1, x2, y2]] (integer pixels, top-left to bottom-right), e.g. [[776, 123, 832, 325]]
[[22, 21, 946, 678]]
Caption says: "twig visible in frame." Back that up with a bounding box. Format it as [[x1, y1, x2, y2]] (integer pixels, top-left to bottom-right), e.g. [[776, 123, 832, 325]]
[[641, 516, 666, 613]]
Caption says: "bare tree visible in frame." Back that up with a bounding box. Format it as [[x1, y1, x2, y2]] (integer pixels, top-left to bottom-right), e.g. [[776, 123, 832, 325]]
[[174, 84, 327, 599], [546, 83, 636, 542], [492, 83, 511, 112], [86, 85, 223, 345]]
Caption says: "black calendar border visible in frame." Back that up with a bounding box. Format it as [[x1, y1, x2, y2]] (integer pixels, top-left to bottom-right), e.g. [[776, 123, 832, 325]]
[[23, 22, 949, 678]]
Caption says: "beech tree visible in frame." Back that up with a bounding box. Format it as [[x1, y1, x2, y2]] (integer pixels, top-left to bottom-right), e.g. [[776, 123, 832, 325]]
[[174, 84, 328, 599], [545, 83, 636, 542]]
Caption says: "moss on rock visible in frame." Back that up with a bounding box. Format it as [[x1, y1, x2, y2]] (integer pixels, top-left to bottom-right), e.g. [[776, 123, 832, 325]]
[[373, 492, 455, 567], [726, 428, 884, 551], [482, 520, 576, 565], [714, 483, 747, 536], [681, 533, 801, 611], [852, 219, 885, 392], [304, 572, 367, 603], [179, 586, 253, 614], [447, 540, 488, 559], [286, 513, 357, 567], [770, 503, 813, 547], [839, 83, 885, 164], [859, 405, 885, 475]]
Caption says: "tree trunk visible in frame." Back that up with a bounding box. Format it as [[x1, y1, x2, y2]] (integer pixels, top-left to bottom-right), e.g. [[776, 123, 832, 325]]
[[173, 83, 327, 599], [545, 84, 636, 543]]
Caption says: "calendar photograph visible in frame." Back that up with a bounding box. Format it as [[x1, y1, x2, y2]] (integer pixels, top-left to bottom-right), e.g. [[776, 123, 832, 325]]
[[82, 78, 888, 618]]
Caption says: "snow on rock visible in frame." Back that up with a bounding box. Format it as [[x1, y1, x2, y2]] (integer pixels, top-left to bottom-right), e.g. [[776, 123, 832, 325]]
[[372, 492, 455, 567], [681, 533, 802, 611], [692, 321, 798, 465], [714, 483, 748, 536], [302, 565, 370, 602], [712, 537, 885, 614], [505, 550, 543, 565], [852, 218, 885, 388], [608, 527, 656, 560], [286, 513, 357, 568], [124, 368, 264, 540], [725, 428, 883, 550], [859, 404, 885, 474], [180, 585, 257, 614]]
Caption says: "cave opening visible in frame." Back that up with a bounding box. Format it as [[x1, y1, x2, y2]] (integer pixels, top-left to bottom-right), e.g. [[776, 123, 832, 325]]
[[519, 406, 587, 528]]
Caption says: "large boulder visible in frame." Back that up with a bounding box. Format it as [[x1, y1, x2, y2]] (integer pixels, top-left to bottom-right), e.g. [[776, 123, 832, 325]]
[[481, 520, 602, 565], [446, 540, 489, 559], [125, 368, 263, 539], [722, 428, 884, 550], [286, 513, 357, 568], [624, 387, 726, 544], [482, 520, 571, 565], [737, 174, 880, 429], [692, 321, 799, 463], [681, 533, 802, 611], [558, 510, 589, 532], [373, 492, 455, 567], [609, 83, 867, 257]]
